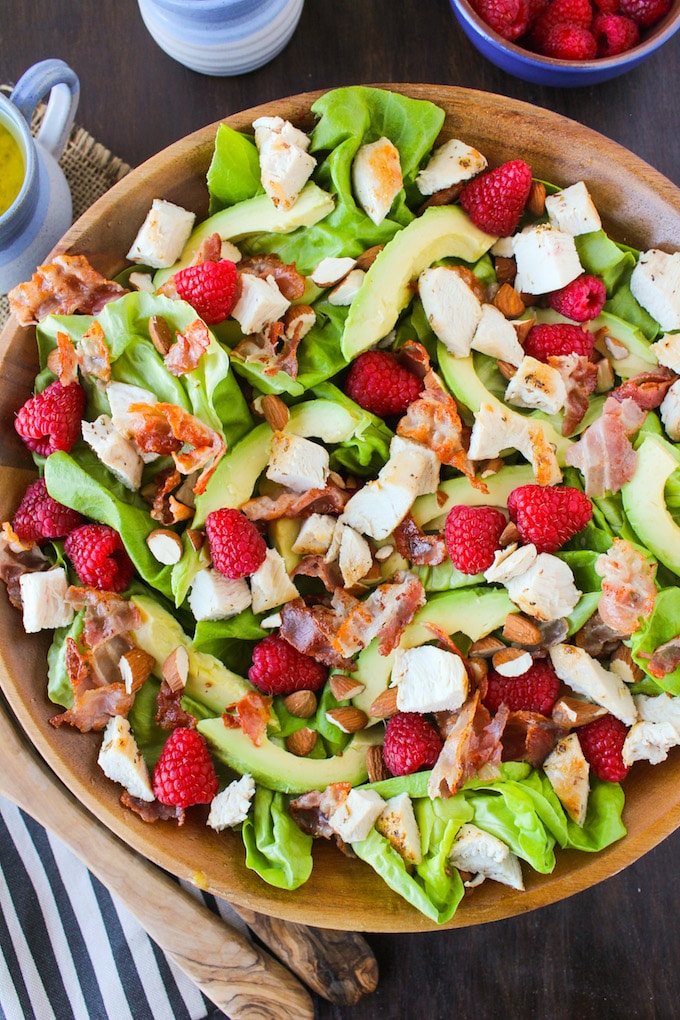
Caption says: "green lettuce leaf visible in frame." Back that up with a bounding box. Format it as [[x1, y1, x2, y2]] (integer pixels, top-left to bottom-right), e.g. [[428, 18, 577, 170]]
[[46, 610, 85, 707], [207, 122, 263, 213], [631, 587, 680, 693], [242, 787, 313, 890]]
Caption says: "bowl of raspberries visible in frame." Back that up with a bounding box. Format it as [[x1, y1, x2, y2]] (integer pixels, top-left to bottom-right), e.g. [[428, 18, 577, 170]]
[[451, 0, 680, 84]]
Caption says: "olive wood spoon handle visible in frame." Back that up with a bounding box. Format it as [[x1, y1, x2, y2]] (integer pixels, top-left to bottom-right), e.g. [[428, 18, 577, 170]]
[[0, 699, 314, 1020]]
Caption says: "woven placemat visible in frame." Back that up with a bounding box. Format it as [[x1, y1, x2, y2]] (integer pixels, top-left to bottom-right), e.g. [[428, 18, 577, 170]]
[[0, 85, 131, 325]]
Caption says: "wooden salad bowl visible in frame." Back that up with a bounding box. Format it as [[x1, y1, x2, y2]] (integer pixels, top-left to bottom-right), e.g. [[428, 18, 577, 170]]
[[1, 84, 680, 934]]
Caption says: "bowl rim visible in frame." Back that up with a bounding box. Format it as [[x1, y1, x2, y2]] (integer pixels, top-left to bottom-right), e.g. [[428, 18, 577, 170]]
[[451, 0, 680, 70], [2, 83, 680, 933]]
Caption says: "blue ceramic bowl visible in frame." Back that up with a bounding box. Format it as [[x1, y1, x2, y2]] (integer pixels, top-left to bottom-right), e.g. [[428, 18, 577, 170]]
[[450, 0, 680, 86]]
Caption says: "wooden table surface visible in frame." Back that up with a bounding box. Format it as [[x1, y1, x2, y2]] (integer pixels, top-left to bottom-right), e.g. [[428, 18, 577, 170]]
[[4, 2, 680, 1018]]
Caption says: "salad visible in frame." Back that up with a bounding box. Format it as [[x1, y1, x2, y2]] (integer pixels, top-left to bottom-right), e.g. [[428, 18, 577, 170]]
[[3, 85, 680, 925]]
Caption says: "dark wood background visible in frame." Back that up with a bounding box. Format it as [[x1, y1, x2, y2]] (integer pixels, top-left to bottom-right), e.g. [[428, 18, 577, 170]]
[[4, 1, 680, 1017]]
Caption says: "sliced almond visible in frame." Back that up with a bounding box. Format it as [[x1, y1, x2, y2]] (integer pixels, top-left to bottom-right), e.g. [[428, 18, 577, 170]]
[[468, 635, 506, 658], [596, 357, 616, 393], [162, 645, 190, 693], [149, 314, 174, 355], [260, 393, 290, 431], [283, 304, 315, 342], [610, 644, 645, 685], [494, 283, 525, 319], [604, 335, 629, 360], [186, 528, 205, 551], [325, 706, 369, 733], [527, 180, 547, 218], [491, 646, 533, 676], [146, 528, 184, 565], [497, 358, 517, 381], [368, 686, 399, 720], [329, 674, 366, 702], [286, 728, 318, 757], [355, 244, 384, 271], [119, 647, 156, 694], [478, 457, 505, 478], [499, 521, 521, 547], [366, 743, 390, 783], [282, 689, 318, 719], [552, 696, 608, 729], [503, 612, 543, 647]]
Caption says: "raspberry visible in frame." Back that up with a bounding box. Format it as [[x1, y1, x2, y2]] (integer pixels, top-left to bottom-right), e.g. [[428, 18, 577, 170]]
[[507, 483, 593, 554], [483, 659, 561, 715], [64, 523, 135, 592], [471, 0, 531, 38], [548, 275, 607, 322], [523, 322, 595, 362], [152, 727, 219, 808], [619, 0, 670, 24], [173, 259, 239, 325], [15, 379, 86, 457], [537, 0, 594, 28], [205, 507, 267, 579], [344, 350, 423, 418], [248, 634, 328, 696], [594, 0, 622, 13], [537, 21, 598, 58], [444, 505, 507, 575], [578, 714, 630, 782], [459, 160, 533, 237], [12, 478, 84, 545], [382, 712, 444, 777], [593, 12, 640, 53]]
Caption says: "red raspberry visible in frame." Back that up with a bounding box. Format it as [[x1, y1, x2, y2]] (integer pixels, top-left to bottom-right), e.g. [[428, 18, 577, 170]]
[[444, 505, 507, 575], [593, 12, 640, 52], [64, 523, 135, 592], [152, 727, 219, 808], [619, 0, 670, 24], [383, 712, 444, 777], [12, 478, 84, 545], [248, 634, 328, 696], [578, 714, 630, 782], [471, 0, 531, 38], [537, 0, 594, 28], [173, 259, 239, 325], [205, 507, 267, 579], [15, 379, 86, 457], [507, 483, 593, 553], [537, 21, 598, 58], [548, 275, 607, 322], [594, 0, 622, 12], [483, 659, 561, 715], [460, 160, 533, 237], [344, 350, 423, 418], [523, 322, 595, 362]]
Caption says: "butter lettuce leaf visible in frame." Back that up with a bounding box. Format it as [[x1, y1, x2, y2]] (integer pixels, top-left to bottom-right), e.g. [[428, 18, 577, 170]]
[[242, 787, 313, 890]]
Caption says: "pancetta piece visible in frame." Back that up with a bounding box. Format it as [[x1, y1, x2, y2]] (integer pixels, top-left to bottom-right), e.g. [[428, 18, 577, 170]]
[[164, 319, 210, 377], [0, 525, 48, 608], [238, 255, 306, 301], [279, 597, 354, 669], [393, 514, 446, 566], [427, 693, 508, 799], [611, 366, 676, 410], [127, 402, 225, 495], [241, 482, 352, 522], [225, 691, 273, 747], [156, 680, 197, 731], [332, 571, 426, 658], [50, 638, 134, 732], [48, 331, 80, 386], [548, 353, 598, 436], [289, 783, 351, 840], [595, 538, 657, 636], [565, 396, 646, 496], [66, 586, 142, 650], [292, 555, 345, 593], [120, 792, 185, 825], [8, 254, 127, 326], [501, 711, 563, 767], [232, 321, 302, 379], [640, 636, 680, 679]]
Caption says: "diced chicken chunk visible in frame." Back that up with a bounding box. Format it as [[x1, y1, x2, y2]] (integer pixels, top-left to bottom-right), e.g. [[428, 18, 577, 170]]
[[250, 547, 299, 614], [376, 792, 423, 865], [630, 250, 680, 331], [622, 719, 680, 767], [391, 645, 468, 714], [635, 692, 680, 737], [188, 568, 252, 622], [505, 355, 567, 415], [126, 199, 195, 269], [253, 116, 316, 210], [81, 414, 144, 490], [660, 378, 680, 440], [291, 513, 337, 555], [98, 715, 154, 802], [484, 542, 537, 585], [544, 181, 602, 236], [415, 138, 487, 195], [20, 567, 74, 633], [650, 333, 680, 373], [418, 266, 483, 357], [352, 136, 403, 226], [449, 823, 524, 890], [505, 554, 580, 622], [231, 273, 290, 335], [543, 732, 590, 826], [549, 643, 638, 725], [513, 224, 583, 295], [266, 432, 330, 493], [207, 774, 256, 830], [332, 522, 373, 588], [470, 303, 525, 366], [328, 788, 386, 843], [467, 401, 562, 486]]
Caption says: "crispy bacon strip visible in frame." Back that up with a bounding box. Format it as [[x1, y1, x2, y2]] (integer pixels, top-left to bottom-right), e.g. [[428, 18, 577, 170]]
[[333, 571, 426, 658], [501, 711, 563, 768], [0, 525, 48, 608], [427, 692, 508, 799], [238, 255, 306, 301], [241, 482, 352, 522], [164, 319, 210, 377], [8, 254, 127, 326], [50, 637, 134, 731], [595, 538, 657, 636], [548, 353, 598, 437], [232, 320, 303, 379], [194, 232, 223, 265], [292, 555, 345, 593], [393, 514, 446, 566], [226, 691, 273, 747], [611, 366, 676, 410], [78, 320, 111, 386], [127, 402, 225, 495], [48, 331, 79, 386], [121, 792, 185, 825], [565, 396, 646, 496], [280, 597, 354, 669], [640, 637, 680, 679], [156, 680, 196, 731], [66, 586, 142, 650]]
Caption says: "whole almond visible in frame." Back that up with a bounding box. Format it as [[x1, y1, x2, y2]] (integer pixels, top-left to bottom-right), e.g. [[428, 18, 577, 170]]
[[119, 647, 156, 694], [260, 393, 290, 431], [366, 744, 391, 783], [494, 282, 526, 319], [497, 358, 518, 381], [514, 317, 535, 344], [503, 612, 543, 647], [527, 180, 547, 217], [494, 255, 517, 285], [330, 674, 366, 702], [286, 728, 318, 757], [368, 686, 398, 719], [499, 521, 521, 547], [325, 706, 369, 733], [148, 314, 174, 355], [162, 645, 190, 692], [355, 244, 384, 271], [283, 689, 317, 719], [491, 646, 533, 676]]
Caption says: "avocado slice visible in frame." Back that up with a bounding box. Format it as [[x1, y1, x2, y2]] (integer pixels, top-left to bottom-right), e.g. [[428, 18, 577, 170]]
[[621, 433, 680, 575], [341, 205, 496, 360], [197, 719, 382, 794], [153, 182, 335, 287], [131, 594, 252, 713], [412, 463, 536, 530]]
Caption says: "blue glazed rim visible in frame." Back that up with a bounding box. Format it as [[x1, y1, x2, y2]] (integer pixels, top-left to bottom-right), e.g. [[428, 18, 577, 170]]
[[451, 0, 680, 86]]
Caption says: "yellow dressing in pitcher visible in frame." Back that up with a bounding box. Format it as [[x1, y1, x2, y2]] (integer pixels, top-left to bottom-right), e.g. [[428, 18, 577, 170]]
[[0, 123, 25, 216]]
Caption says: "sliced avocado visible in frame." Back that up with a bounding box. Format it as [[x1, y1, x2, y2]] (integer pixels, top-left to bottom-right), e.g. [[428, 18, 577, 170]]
[[352, 587, 515, 719], [412, 463, 536, 530], [197, 719, 382, 794], [341, 205, 496, 360], [194, 398, 390, 525], [131, 594, 252, 713], [153, 182, 335, 287], [621, 433, 680, 575], [268, 517, 302, 574]]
